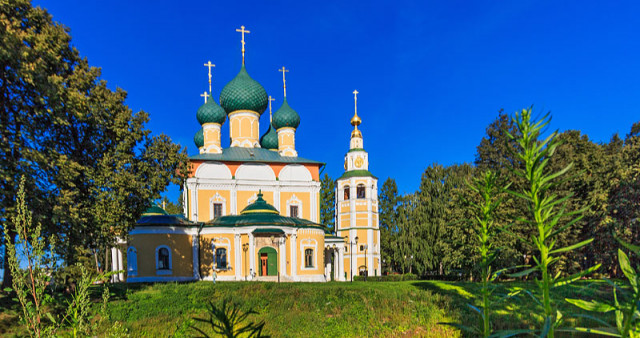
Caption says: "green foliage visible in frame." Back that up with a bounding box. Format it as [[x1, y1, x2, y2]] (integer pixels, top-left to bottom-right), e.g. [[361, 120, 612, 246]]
[[353, 273, 417, 282], [160, 195, 184, 216], [0, 0, 189, 285], [319, 173, 335, 231], [567, 238, 640, 337], [506, 108, 600, 337], [379, 178, 399, 273], [4, 176, 57, 337], [189, 298, 267, 337]]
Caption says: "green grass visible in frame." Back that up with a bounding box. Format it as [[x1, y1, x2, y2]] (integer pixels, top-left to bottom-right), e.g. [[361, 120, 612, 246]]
[[0, 280, 619, 337]]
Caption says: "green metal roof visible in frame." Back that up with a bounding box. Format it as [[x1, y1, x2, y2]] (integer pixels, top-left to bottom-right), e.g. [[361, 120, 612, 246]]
[[240, 191, 279, 215], [190, 147, 324, 166], [197, 97, 226, 125], [194, 128, 204, 148], [143, 206, 168, 216], [337, 169, 377, 180], [136, 214, 195, 227], [219, 65, 268, 115], [252, 228, 285, 234], [272, 97, 300, 129], [259, 122, 278, 150]]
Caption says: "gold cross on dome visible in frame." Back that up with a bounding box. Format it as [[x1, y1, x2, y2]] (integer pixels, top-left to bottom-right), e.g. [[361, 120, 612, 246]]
[[235, 25, 251, 64], [278, 66, 289, 97], [203, 61, 215, 94], [353, 90, 359, 114], [268, 96, 276, 122], [200, 91, 209, 104]]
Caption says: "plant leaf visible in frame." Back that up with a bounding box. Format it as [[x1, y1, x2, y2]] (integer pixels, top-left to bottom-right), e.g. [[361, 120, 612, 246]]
[[549, 238, 594, 255], [565, 298, 615, 312]]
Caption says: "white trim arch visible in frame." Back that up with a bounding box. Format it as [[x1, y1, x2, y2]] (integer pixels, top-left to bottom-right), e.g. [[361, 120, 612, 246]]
[[279, 164, 312, 182], [209, 192, 227, 220], [235, 163, 276, 181], [127, 247, 137, 277], [195, 162, 232, 180], [155, 245, 172, 275]]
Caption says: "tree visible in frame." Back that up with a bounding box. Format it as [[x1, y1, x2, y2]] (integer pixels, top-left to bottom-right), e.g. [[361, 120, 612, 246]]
[[379, 178, 399, 273], [159, 195, 184, 216], [0, 0, 188, 286], [319, 173, 335, 231]]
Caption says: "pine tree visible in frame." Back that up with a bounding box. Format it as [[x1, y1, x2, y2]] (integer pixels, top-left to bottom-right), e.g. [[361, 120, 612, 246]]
[[379, 178, 399, 273], [319, 173, 335, 231]]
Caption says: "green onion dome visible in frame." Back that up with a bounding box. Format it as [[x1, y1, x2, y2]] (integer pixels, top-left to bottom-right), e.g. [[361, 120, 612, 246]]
[[272, 97, 300, 129], [240, 191, 279, 214], [143, 205, 168, 216], [196, 96, 226, 125], [259, 122, 279, 150], [194, 128, 204, 148], [219, 65, 268, 115]]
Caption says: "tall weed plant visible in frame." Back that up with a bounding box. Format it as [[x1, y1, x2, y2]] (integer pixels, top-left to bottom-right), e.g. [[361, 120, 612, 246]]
[[506, 108, 600, 337]]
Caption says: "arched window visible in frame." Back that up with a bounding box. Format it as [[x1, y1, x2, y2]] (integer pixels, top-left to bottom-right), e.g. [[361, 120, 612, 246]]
[[215, 248, 227, 269], [156, 245, 172, 275], [357, 184, 366, 199], [305, 249, 314, 268], [343, 186, 350, 200], [127, 247, 137, 277]]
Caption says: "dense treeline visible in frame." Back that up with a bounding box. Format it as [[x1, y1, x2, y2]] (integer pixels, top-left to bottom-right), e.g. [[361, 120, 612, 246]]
[[380, 111, 640, 279], [0, 0, 188, 287]]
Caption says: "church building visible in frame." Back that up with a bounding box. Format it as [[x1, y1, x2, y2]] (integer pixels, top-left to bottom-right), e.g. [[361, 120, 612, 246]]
[[116, 26, 380, 283]]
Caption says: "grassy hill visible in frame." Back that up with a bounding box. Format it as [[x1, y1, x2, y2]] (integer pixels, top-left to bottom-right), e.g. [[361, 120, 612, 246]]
[[1, 280, 614, 337]]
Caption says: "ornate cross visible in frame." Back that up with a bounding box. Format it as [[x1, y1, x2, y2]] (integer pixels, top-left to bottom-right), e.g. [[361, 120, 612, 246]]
[[353, 90, 359, 114], [279, 66, 289, 97], [200, 91, 209, 104], [268, 96, 276, 122], [235, 25, 250, 64], [203, 61, 215, 94]]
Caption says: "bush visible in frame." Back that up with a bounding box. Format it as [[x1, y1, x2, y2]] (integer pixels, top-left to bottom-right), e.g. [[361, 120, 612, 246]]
[[353, 273, 417, 282]]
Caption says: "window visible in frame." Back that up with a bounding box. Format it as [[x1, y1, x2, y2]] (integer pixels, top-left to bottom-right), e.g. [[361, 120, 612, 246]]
[[127, 247, 137, 276], [213, 203, 223, 219], [158, 247, 170, 270], [357, 184, 366, 199], [290, 205, 299, 218], [305, 249, 314, 268], [360, 245, 364, 251], [344, 186, 350, 200], [215, 248, 227, 269]]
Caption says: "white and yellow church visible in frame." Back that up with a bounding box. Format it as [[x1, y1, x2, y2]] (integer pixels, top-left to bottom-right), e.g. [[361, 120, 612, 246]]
[[113, 27, 380, 283]]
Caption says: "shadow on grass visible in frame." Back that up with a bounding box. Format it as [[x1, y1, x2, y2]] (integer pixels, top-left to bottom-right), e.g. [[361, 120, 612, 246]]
[[410, 280, 615, 337]]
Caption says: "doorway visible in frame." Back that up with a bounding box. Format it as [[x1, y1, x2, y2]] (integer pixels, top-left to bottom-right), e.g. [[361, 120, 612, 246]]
[[257, 247, 277, 276]]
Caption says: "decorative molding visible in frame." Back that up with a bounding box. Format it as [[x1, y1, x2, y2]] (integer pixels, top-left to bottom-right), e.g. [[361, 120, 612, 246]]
[[155, 245, 172, 275], [209, 192, 227, 220], [299, 238, 318, 271], [286, 194, 302, 218]]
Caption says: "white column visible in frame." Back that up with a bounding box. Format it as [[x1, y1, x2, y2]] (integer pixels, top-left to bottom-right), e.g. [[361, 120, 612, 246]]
[[279, 238, 286, 278], [325, 249, 332, 281], [111, 248, 119, 282], [339, 248, 345, 281], [368, 229, 373, 276], [274, 187, 281, 212], [291, 233, 298, 280], [190, 183, 198, 221], [231, 184, 237, 215], [235, 234, 241, 280], [192, 235, 200, 280], [248, 233, 255, 280], [117, 248, 124, 282]]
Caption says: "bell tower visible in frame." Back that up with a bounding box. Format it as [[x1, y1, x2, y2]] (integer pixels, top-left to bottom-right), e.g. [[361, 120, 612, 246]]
[[335, 90, 380, 279]]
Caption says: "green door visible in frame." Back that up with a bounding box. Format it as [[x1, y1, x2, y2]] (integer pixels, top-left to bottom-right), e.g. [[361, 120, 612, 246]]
[[258, 247, 278, 276]]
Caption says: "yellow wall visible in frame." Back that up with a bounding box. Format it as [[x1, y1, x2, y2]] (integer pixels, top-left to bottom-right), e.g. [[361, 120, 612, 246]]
[[199, 234, 236, 277], [280, 191, 310, 219], [295, 230, 325, 276], [229, 111, 259, 146], [129, 234, 193, 277], [237, 190, 274, 212], [197, 190, 232, 222]]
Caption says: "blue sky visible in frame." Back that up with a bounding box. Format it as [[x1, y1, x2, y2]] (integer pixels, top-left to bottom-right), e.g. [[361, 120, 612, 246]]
[[34, 0, 640, 199]]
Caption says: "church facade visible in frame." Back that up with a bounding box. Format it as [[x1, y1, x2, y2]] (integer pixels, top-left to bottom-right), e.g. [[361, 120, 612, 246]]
[[116, 27, 379, 283]]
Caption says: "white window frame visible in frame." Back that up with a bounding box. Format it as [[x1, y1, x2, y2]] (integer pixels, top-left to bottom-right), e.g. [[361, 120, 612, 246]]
[[127, 247, 138, 277], [286, 194, 303, 218], [155, 245, 172, 275], [211, 237, 232, 271], [304, 248, 314, 268], [299, 239, 317, 270], [209, 192, 227, 220]]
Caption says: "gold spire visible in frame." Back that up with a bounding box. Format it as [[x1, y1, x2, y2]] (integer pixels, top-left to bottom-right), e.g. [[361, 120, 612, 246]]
[[200, 91, 209, 104], [278, 66, 289, 97], [203, 61, 215, 94], [268, 96, 275, 122], [351, 90, 362, 138], [235, 25, 250, 65]]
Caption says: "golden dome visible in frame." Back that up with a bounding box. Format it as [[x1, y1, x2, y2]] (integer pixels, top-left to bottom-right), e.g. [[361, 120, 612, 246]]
[[351, 112, 361, 127], [351, 129, 362, 138]]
